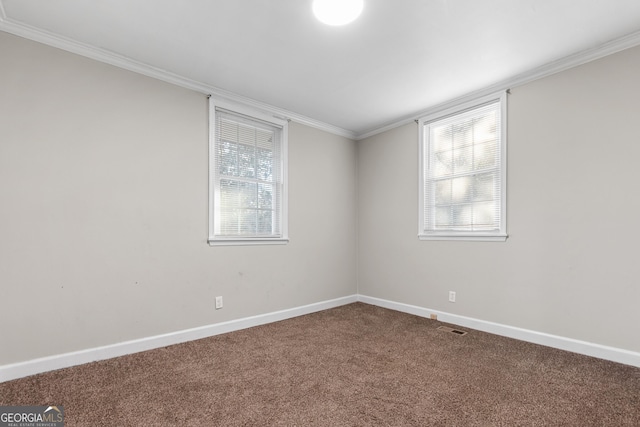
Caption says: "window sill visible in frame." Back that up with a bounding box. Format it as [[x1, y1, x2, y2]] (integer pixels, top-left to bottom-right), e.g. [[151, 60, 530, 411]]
[[208, 238, 289, 246], [418, 234, 508, 242]]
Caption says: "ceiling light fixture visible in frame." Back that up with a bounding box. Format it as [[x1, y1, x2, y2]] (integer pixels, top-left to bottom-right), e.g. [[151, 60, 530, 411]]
[[313, 0, 364, 26]]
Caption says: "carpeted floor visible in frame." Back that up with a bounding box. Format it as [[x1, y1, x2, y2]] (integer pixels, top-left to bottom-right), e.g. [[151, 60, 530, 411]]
[[1, 303, 639, 426]]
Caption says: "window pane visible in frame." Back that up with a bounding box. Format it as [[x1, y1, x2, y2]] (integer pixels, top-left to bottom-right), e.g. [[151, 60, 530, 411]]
[[257, 210, 273, 234], [256, 128, 274, 150], [220, 209, 239, 235], [238, 181, 257, 208], [451, 176, 472, 204], [237, 209, 257, 235], [238, 124, 256, 146], [220, 179, 239, 208], [432, 150, 453, 177], [473, 173, 495, 202], [256, 148, 273, 181], [432, 126, 452, 153], [473, 111, 497, 143], [238, 144, 256, 178], [218, 141, 238, 177], [220, 118, 239, 143], [453, 145, 473, 174], [435, 206, 451, 228], [453, 121, 473, 148], [452, 204, 473, 227], [435, 179, 452, 205], [473, 202, 496, 227], [474, 140, 498, 170], [258, 183, 273, 209]]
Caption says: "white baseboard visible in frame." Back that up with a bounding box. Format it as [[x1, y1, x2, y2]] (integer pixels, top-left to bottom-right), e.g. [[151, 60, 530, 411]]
[[0, 295, 358, 383], [3, 293, 637, 383], [357, 294, 640, 368]]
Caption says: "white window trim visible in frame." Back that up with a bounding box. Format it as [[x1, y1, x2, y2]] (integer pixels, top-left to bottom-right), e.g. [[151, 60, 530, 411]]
[[208, 97, 289, 246], [418, 91, 508, 242]]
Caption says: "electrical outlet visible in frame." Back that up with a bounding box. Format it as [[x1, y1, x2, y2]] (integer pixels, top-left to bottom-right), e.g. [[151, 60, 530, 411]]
[[448, 291, 456, 303], [215, 296, 223, 309]]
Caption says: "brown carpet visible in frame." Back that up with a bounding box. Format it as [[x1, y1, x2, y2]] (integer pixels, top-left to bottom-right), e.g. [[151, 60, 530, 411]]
[[1, 303, 639, 426]]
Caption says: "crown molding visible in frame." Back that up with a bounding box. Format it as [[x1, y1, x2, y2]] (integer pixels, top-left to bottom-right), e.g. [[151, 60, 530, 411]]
[[356, 29, 640, 140], [3, 0, 639, 143], [0, 7, 356, 140]]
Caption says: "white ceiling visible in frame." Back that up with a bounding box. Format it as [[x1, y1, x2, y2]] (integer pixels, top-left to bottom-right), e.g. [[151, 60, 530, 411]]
[[2, 0, 640, 138]]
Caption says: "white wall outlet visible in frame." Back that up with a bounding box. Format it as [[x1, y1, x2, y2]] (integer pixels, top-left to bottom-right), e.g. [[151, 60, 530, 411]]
[[448, 291, 456, 303], [215, 296, 223, 309]]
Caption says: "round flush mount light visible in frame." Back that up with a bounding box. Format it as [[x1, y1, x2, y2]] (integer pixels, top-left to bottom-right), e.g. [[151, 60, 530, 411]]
[[313, 0, 364, 26]]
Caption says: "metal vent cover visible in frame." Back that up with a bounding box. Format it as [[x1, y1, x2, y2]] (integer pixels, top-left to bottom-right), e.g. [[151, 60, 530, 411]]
[[437, 326, 468, 336]]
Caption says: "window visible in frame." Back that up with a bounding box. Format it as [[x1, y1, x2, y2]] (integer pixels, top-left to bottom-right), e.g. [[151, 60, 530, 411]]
[[419, 92, 507, 241], [208, 98, 288, 245]]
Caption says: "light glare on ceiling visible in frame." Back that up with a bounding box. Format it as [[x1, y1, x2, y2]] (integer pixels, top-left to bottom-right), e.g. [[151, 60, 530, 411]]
[[313, 0, 364, 26]]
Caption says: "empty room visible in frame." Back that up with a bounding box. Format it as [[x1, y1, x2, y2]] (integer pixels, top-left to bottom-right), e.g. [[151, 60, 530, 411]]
[[1, 0, 639, 425]]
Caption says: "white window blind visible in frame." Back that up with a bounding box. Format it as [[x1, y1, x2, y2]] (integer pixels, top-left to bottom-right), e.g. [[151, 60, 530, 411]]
[[419, 92, 507, 241], [209, 101, 288, 245]]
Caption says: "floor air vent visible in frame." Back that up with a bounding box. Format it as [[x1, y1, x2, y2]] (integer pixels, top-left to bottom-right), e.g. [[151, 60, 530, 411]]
[[437, 326, 468, 336]]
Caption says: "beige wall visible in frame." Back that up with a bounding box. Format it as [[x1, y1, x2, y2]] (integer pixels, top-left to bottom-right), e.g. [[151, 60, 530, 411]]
[[358, 45, 640, 353], [0, 32, 358, 365], [3, 27, 639, 367]]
